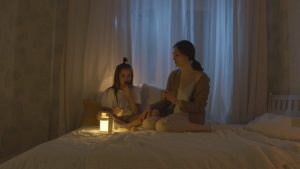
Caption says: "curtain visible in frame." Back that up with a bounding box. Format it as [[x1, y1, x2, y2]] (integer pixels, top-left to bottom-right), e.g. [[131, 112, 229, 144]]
[[51, 0, 91, 136], [204, 0, 268, 123], [54, 0, 133, 136], [230, 0, 268, 123], [130, 0, 198, 88], [58, 0, 268, 136], [202, 0, 235, 123], [82, 0, 131, 97], [130, 0, 172, 88]]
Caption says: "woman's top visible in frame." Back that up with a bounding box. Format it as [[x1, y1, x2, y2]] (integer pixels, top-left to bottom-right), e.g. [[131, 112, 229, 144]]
[[101, 86, 141, 116], [151, 69, 210, 124]]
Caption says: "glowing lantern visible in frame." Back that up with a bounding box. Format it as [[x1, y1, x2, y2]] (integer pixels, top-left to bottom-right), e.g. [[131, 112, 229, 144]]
[[98, 112, 113, 134]]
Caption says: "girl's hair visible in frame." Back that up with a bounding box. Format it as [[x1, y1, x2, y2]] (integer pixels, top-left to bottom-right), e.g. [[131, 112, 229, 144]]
[[111, 57, 133, 103], [173, 40, 203, 72]]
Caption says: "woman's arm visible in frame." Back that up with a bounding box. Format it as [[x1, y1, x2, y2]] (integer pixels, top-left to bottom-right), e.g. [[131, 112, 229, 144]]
[[179, 74, 210, 114]]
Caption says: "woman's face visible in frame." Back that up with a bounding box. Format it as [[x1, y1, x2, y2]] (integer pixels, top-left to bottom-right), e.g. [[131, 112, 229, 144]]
[[119, 68, 132, 86], [172, 47, 189, 68]]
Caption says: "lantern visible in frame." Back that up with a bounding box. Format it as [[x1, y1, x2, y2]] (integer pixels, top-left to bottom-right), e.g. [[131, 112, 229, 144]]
[[98, 112, 113, 134]]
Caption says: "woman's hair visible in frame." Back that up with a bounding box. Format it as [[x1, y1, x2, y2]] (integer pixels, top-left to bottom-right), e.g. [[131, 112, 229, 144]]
[[173, 40, 203, 72], [111, 57, 133, 103]]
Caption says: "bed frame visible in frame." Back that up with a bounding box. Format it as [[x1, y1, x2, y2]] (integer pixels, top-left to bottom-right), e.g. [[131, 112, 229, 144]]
[[268, 93, 300, 114]]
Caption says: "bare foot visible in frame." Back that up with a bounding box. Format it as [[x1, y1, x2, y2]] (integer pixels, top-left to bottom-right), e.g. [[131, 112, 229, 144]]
[[119, 120, 142, 129]]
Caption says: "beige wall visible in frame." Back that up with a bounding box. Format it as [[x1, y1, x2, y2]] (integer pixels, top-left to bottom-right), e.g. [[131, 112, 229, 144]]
[[288, 0, 300, 94], [267, 0, 290, 94], [0, 0, 67, 162], [267, 0, 300, 94]]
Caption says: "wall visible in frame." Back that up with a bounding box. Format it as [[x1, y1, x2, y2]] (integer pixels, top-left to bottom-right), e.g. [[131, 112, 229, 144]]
[[0, 0, 67, 162], [288, 0, 300, 94], [267, 0, 300, 94]]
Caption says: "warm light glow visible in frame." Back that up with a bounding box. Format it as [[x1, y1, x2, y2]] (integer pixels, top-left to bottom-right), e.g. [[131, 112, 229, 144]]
[[101, 113, 109, 118], [99, 120, 109, 132]]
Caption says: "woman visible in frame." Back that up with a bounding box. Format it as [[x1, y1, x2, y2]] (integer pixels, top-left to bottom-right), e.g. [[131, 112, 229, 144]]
[[100, 57, 141, 124], [128, 40, 211, 132]]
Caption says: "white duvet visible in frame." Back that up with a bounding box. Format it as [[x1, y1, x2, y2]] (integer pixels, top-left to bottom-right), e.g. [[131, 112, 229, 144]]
[[1, 125, 300, 169]]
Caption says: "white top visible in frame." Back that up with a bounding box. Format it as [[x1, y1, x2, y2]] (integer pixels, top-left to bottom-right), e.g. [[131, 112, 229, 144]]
[[101, 86, 141, 116], [173, 72, 201, 114]]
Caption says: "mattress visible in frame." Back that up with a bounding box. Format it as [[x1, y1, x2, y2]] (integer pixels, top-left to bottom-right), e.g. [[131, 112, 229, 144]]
[[1, 125, 300, 169]]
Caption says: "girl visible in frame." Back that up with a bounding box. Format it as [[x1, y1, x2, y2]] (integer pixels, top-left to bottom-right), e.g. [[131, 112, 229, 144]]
[[101, 58, 141, 125]]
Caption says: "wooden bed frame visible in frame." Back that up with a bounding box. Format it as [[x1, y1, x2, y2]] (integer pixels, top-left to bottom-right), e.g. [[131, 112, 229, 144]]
[[268, 93, 300, 114]]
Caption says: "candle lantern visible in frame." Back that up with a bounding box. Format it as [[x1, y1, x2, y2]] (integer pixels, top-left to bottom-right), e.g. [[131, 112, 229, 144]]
[[98, 111, 113, 134]]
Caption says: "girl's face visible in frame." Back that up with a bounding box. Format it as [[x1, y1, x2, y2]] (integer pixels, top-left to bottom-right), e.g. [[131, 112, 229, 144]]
[[172, 47, 189, 68], [119, 69, 132, 86]]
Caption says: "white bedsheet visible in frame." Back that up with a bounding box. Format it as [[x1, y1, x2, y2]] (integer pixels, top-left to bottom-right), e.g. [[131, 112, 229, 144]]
[[1, 125, 300, 169]]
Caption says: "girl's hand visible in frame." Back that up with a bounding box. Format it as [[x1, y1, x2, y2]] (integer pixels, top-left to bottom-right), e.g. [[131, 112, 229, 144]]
[[137, 107, 152, 122], [122, 85, 131, 99], [113, 106, 123, 117]]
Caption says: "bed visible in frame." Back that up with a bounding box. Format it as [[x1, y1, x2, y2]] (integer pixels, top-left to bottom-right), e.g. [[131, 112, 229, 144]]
[[0, 94, 300, 169]]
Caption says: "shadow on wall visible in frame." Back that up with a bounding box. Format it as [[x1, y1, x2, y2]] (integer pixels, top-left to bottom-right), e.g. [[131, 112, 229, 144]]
[[0, 0, 68, 163]]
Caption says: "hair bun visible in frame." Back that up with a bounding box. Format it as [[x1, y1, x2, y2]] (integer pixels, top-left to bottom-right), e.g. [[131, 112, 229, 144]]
[[123, 57, 128, 64]]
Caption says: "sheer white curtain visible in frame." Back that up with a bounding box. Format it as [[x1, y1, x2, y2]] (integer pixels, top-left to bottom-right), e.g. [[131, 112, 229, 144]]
[[57, 0, 132, 135], [230, 0, 268, 123], [53, 0, 90, 136], [130, 0, 172, 87], [202, 0, 235, 123], [82, 0, 131, 97], [203, 0, 268, 123], [130, 0, 198, 87]]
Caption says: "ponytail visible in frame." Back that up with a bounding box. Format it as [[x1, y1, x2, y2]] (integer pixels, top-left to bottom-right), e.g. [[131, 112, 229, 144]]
[[191, 60, 203, 72]]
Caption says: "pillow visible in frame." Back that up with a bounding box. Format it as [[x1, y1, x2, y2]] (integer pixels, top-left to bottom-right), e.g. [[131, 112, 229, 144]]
[[246, 113, 300, 141], [81, 99, 101, 126], [282, 111, 300, 127], [247, 113, 291, 127], [268, 111, 300, 128], [140, 84, 162, 111], [292, 117, 300, 128]]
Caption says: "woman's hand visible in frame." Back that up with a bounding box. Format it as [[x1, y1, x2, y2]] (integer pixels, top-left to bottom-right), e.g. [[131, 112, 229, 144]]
[[137, 108, 161, 123], [164, 90, 178, 104]]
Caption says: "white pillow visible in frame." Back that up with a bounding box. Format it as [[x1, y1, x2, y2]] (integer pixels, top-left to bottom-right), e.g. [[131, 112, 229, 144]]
[[266, 111, 300, 128], [246, 113, 300, 141], [140, 84, 162, 111], [282, 111, 300, 127]]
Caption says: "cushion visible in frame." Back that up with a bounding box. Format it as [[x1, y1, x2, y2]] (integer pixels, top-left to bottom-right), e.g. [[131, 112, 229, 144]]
[[292, 116, 300, 127], [282, 111, 300, 127], [81, 99, 101, 126], [140, 84, 162, 111], [246, 113, 300, 140], [267, 111, 300, 128]]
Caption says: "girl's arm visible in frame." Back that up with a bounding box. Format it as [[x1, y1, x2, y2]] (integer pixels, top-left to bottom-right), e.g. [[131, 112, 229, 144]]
[[123, 87, 138, 113]]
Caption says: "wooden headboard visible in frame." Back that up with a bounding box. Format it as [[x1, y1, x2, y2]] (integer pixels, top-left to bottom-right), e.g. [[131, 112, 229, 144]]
[[268, 93, 300, 114]]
